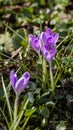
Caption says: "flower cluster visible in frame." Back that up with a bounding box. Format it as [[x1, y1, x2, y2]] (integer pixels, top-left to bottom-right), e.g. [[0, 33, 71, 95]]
[[10, 71, 30, 95], [29, 28, 59, 62], [10, 28, 59, 94]]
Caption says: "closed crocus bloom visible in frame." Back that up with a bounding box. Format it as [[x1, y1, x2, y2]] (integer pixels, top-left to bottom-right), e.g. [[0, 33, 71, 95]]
[[10, 70, 30, 95], [29, 34, 41, 54], [41, 28, 59, 46], [41, 28, 59, 62], [41, 45, 56, 62]]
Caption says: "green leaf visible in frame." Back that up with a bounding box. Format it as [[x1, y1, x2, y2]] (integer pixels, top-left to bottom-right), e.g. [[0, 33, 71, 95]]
[[53, 114, 59, 120], [28, 81, 36, 91], [56, 121, 66, 130], [34, 88, 41, 94], [55, 0, 69, 6], [40, 107, 50, 118], [66, 94, 73, 103], [24, 107, 36, 117], [54, 94, 63, 100], [41, 91, 50, 97], [45, 101, 55, 107], [41, 118, 47, 127], [66, 111, 71, 119], [27, 92, 34, 103]]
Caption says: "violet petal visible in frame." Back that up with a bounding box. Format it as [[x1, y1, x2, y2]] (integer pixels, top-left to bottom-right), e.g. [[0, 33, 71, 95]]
[[22, 72, 30, 79], [41, 32, 47, 44], [45, 28, 52, 36], [10, 70, 18, 90], [15, 77, 27, 94], [29, 34, 41, 54], [47, 36, 54, 46], [33, 39, 40, 52], [29, 34, 35, 42], [53, 33, 59, 44], [48, 47, 56, 61], [41, 45, 56, 62], [15, 72, 30, 94]]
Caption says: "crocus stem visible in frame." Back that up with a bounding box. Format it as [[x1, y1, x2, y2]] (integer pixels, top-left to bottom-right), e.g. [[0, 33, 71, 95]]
[[49, 61, 54, 93], [13, 99, 29, 130], [42, 57, 47, 89], [14, 94, 19, 124]]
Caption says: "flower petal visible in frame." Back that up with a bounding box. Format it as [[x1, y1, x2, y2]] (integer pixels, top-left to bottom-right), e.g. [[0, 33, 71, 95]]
[[46, 36, 54, 49], [22, 72, 30, 79], [41, 45, 56, 62], [41, 32, 47, 44], [22, 72, 30, 87], [10, 70, 18, 90], [48, 47, 56, 61], [34, 39, 40, 52], [53, 33, 59, 44], [29, 34, 41, 54], [15, 72, 30, 94], [15, 77, 25, 94], [45, 28, 52, 36], [29, 34, 35, 43]]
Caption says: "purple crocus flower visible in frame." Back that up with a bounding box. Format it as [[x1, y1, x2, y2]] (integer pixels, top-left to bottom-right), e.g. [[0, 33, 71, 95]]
[[41, 28, 59, 46], [10, 70, 30, 95], [29, 34, 41, 54], [41, 45, 56, 62], [41, 28, 59, 62]]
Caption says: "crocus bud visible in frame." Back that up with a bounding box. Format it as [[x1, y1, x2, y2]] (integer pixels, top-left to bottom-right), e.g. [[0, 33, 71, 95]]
[[29, 34, 41, 54], [10, 70, 30, 95]]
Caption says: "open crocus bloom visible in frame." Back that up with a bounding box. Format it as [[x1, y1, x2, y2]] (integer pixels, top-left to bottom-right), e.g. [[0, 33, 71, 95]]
[[41, 28, 59, 46], [29, 34, 41, 54], [10, 70, 30, 95]]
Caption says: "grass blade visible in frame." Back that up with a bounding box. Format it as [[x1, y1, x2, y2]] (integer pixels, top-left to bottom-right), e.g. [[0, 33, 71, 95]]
[[1, 75, 12, 122]]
